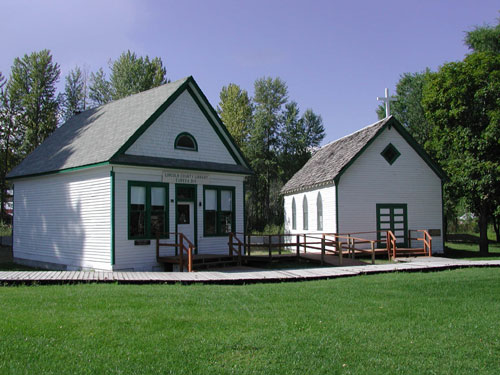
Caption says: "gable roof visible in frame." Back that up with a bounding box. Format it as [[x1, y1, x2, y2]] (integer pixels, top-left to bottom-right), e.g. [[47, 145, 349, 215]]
[[281, 116, 445, 195], [8, 76, 252, 179]]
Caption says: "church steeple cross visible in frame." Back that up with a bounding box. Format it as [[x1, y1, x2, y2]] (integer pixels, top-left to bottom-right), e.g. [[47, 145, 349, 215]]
[[377, 88, 396, 117]]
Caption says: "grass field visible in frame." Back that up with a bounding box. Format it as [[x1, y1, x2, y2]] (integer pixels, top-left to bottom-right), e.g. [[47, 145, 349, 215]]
[[1, 268, 499, 374]]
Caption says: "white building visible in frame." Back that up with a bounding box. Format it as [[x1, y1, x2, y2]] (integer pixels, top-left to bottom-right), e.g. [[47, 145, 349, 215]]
[[282, 116, 445, 253], [8, 77, 252, 271]]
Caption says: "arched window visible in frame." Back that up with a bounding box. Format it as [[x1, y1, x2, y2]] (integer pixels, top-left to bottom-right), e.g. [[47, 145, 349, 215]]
[[291, 198, 296, 230], [174, 132, 198, 151], [317, 192, 323, 231], [302, 195, 308, 230]]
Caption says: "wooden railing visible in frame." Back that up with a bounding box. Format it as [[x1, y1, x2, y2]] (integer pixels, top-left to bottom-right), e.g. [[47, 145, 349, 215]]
[[156, 232, 195, 272], [387, 230, 397, 259], [228, 233, 243, 266], [409, 230, 432, 256]]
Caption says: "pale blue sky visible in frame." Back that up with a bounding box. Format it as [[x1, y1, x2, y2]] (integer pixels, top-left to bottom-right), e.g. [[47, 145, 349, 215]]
[[1, 0, 498, 142]]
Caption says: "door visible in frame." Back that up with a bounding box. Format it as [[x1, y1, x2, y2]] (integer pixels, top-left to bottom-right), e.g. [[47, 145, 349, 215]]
[[177, 202, 194, 242], [377, 204, 408, 247]]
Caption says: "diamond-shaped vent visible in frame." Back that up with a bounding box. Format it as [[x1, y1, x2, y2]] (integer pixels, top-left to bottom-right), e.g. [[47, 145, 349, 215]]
[[381, 143, 401, 165]]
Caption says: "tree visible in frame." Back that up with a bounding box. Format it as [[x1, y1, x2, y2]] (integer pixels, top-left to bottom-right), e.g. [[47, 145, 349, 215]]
[[248, 77, 288, 229], [62, 66, 88, 121], [422, 52, 500, 254], [89, 68, 112, 107], [377, 70, 433, 145], [217, 83, 253, 149], [465, 18, 500, 54], [8, 50, 60, 154]]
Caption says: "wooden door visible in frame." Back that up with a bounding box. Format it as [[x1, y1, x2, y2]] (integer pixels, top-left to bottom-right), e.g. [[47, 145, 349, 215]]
[[376, 204, 408, 247]]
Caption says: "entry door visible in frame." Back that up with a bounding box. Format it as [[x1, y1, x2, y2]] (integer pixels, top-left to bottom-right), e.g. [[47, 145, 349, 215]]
[[377, 204, 408, 247], [177, 202, 194, 243]]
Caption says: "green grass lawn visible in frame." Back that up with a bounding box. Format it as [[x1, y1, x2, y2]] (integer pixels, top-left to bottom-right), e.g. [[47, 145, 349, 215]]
[[445, 232, 500, 260], [1, 268, 499, 374]]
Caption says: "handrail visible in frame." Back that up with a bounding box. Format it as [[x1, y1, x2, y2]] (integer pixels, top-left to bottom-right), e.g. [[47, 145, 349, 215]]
[[178, 233, 194, 272], [387, 230, 397, 259], [408, 229, 433, 256], [228, 233, 243, 266]]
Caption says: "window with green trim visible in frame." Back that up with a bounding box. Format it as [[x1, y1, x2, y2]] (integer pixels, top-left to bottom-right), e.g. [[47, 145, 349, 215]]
[[204, 186, 235, 236], [128, 181, 169, 239], [303, 195, 308, 230], [292, 198, 296, 230], [381, 143, 401, 165], [174, 132, 198, 151], [317, 192, 323, 231]]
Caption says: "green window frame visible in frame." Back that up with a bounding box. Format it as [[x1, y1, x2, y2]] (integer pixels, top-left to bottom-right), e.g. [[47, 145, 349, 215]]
[[174, 132, 198, 151], [128, 181, 169, 240], [203, 185, 236, 237], [381, 143, 401, 165]]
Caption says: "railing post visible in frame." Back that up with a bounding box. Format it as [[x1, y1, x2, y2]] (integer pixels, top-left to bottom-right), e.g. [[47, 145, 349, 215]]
[[188, 245, 193, 272], [238, 242, 242, 266], [229, 233, 233, 256], [156, 233, 160, 261], [247, 235, 251, 256], [303, 234, 307, 254], [296, 234, 300, 258], [351, 237, 356, 259], [371, 241, 375, 265], [408, 230, 412, 248], [278, 234, 282, 255], [179, 234, 184, 272], [429, 236, 432, 257], [321, 234, 325, 265], [337, 240, 342, 266]]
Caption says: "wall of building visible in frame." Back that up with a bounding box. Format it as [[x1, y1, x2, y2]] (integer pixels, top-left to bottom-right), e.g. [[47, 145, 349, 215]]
[[13, 166, 112, 270], [113, 165, 245, 271], [283, 184, 336, 236], [125, 90, 237, 165], [337, 126, 443, 252]]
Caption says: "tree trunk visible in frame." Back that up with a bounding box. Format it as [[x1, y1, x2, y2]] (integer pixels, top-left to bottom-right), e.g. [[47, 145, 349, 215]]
[[478, 208, 489, 255], [493, 216, 500, 243]]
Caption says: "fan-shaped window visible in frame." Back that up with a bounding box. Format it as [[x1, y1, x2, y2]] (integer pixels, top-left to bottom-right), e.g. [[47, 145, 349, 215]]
[[174, 132, 198, 151], [317, 192, 323, 231], [292, 198, 296, 230], [303, 195, 308, 230]]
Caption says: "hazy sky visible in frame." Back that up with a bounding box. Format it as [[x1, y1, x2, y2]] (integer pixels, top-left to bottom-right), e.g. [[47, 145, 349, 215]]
[[1, 0, 498, 143]]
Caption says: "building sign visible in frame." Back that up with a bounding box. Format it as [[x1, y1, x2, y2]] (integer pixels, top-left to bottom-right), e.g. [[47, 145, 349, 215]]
[[162, 172, 209, 184]]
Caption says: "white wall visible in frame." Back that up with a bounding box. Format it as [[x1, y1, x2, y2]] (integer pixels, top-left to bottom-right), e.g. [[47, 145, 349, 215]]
[[283, 184, 336, 235], [13, 166, 112, 270], [337, 126, 443, 252], [113, 165, 245, 271], [125, 90, 237, 165]]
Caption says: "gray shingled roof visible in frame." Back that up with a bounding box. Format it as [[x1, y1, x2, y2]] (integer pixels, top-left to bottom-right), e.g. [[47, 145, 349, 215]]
[[7, 77, 191, 178], [281, 117, 392, 194]]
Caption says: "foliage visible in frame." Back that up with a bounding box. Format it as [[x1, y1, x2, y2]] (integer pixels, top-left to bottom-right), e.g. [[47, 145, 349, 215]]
[[422, 52, 500, 254], [464, 17, 500, 53], [61, 66, 88, 121], [217, 83, 253, 149], [0, 269, 499, 374], [89, 68, 112, 107], [8, 50, 60, 154]]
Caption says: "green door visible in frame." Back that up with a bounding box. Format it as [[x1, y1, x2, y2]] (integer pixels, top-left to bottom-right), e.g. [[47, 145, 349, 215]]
[[377, 204, 408, 248]]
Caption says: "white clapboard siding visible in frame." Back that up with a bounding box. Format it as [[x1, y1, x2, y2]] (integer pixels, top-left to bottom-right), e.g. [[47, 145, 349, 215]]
[[13, 166, 112, 270], [125, 90, 236, 165], [284, 185, 336, 235], [113, 165, 245, 270], [337, 126, 443, 252]]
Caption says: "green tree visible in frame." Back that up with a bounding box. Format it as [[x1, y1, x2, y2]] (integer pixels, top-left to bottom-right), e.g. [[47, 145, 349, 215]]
[[464, 17, 500, 54], [8, 50, 60, 154], [62, 66, 88, 121], [422, 52, 500, 254], [89, 68, 112, 107], [217, 83, 253, 149], [248, 77, 288, 230]]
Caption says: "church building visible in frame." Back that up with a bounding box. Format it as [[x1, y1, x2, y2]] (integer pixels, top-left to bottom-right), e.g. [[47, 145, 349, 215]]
[[281, 116, 445, 253], [8, 77, 252, 271]]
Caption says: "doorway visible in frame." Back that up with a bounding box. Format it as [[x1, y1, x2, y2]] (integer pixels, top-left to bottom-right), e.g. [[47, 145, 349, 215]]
[[376, 204, 408, 247], [176, 184, 197, 251]]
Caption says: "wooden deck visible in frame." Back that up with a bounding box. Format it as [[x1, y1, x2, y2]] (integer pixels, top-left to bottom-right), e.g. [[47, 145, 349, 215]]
[[0, 258, 499, 285]]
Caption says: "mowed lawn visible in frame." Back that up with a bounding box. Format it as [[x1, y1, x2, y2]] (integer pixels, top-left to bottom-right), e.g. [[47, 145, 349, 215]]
[[1, 269, 499, 374]]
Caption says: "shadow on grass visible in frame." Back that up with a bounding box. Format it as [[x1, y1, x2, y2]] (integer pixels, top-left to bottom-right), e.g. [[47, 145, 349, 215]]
[[445, 233, 500, 259]]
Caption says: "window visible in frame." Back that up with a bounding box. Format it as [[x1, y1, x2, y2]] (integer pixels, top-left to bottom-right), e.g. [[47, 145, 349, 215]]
[[292, 198, 296, 230], [128, 181, 169, 239], [204, 186, 235, 236], [174, 132, 198, 151], [317, 192, 323, 231], [303, 195, 308, 230], [381, 143, 401, 165]]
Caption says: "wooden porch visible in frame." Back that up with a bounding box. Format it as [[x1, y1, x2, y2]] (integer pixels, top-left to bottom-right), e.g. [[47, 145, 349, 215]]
[[156, 229, 432, 272]]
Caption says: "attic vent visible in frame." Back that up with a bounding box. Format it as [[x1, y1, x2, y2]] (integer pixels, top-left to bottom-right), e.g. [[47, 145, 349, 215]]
[[174, 132, 198, 151], [381, 143, 400, 165]]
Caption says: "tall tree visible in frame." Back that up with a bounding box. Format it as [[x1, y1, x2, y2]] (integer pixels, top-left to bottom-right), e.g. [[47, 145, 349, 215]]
[[464, 18, 500, 54], [8, 50, 60, 154], [248, 77, 288, 229], [62, 66, 88, 121], [422, 52, 500, 254], [217, 83, 253, 150], [89, 68, 112, 107]]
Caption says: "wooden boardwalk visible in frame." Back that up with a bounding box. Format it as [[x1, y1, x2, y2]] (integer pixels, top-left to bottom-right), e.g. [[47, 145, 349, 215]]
[[0, 257, 499, 285]]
